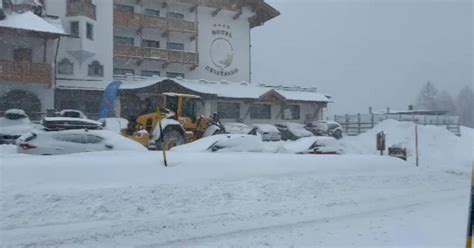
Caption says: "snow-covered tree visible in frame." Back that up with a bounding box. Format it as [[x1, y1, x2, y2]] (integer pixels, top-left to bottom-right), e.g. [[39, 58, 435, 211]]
[[456, 85, 474, 128], [415, 81, 439, 110], [437, 90, 456, 114]]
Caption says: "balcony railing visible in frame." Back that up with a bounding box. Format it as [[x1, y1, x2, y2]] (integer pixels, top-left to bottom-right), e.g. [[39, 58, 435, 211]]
[[0, 60, 52, 85], [114, 11, 197, 33], [114, 45, 198, 65], [66, 0, 97, 20]]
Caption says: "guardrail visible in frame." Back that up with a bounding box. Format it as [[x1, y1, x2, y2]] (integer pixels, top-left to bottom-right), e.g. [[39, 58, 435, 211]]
[[334, 113, 461, 136]]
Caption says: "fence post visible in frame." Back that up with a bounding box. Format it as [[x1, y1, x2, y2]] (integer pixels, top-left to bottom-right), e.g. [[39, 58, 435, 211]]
[[436, 113, 439, 126], [345, 114, 349, 134], [371, 113, 375, 128], [357, 113, 361, 134], [424, 115, 427, 125], [412, 112, 415, 123]]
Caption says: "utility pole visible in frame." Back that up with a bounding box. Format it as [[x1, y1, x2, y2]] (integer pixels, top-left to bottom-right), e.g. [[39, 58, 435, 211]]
[[415, 125, 419, 167]]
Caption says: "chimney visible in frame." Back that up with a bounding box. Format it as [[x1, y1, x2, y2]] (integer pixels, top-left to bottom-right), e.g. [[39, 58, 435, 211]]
[[408, 105, 414, 111]]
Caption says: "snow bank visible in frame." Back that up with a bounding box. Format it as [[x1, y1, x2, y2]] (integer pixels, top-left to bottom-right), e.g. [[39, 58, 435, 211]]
[[341, 119, 472, 170]]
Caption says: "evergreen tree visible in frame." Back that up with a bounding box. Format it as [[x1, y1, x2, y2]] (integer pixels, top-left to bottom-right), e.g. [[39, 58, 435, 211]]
[[415, 81, 439, 110], [437, 90, 456, 114]]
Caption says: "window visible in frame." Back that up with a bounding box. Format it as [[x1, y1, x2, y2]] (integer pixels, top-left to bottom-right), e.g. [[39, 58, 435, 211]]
[[58, 58, 74, 75], [13, 48, 32, 62], [141, 70, 160, 77], [70, 21, 79, 37], [114, 68, 134, 76], [167, 42, 184, 50], [86, 23, 93, 40], [54, 134, 87, 144], [144, 8, 160, 17], [166, 12, 184, 19], [114, 36, 134, 46], [166, 72, 184, 78], [141, 39, 160, 48], [114, 4, 133, 13], [88, 61, 103, 77], [85, 135, 104, 144], [250, 104, 271, 119], [282, 105, 300, 120], [217, 102, 240, 119]]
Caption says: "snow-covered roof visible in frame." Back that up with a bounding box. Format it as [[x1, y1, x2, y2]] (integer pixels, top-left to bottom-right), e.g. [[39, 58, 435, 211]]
[[0, 11, 65, 35], [56, 76, 332, 103]]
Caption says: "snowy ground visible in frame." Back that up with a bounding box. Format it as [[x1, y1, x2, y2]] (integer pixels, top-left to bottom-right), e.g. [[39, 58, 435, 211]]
[[0, 121, 472, 247]]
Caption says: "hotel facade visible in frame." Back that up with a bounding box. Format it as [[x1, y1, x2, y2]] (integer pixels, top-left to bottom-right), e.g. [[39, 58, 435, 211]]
[[1, 0, 331, 124]]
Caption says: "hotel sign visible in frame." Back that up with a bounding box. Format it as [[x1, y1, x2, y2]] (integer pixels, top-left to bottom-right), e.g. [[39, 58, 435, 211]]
[[205, 24, 239, 76]]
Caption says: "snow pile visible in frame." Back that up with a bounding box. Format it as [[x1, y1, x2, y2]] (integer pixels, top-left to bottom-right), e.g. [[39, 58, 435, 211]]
[[0, 151, 470, 247], [341, 119, 472, 169]]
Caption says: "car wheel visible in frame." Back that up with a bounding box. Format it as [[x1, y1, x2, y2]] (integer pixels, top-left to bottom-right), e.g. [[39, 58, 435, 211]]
[[156, 129, 185, 151], [333, 129, 343, 139]]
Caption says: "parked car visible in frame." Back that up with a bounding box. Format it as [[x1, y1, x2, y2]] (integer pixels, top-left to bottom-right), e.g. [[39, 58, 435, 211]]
[[304, 137, 343, 155], [275, 122, 313, 141], [0, 109, 37, 144], [41, 117, 103, 131], [306, 120, 343, 139], [16, 129, 146, 155], [224, 122, 254, 135], [250, 124, 281, 142], [58, 109, 87, 119], [207, 134, 264, 152]]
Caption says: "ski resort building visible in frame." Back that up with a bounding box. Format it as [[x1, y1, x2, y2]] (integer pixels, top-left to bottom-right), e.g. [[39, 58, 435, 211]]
[[0, 0, 65, 116], [0, 0, 332, 124]]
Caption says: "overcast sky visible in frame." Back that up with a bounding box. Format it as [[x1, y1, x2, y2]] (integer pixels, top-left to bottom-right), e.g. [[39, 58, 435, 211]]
[[251, 0, 472, 116]]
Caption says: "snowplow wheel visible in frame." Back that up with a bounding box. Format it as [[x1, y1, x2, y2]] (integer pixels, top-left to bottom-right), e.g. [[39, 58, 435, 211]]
[[156, 129, 185, 151]]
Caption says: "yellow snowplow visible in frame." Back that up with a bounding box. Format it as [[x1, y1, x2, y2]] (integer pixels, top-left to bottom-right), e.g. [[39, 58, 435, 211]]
[[121, 93, 224, 150]]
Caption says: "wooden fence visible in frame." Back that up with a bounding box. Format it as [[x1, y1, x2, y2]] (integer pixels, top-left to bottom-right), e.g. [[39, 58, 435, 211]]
[[334, 113, 461, 136]]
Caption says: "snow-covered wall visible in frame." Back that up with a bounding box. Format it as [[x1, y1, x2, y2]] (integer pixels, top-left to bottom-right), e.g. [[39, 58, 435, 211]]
[[187, 6, 253, 83]]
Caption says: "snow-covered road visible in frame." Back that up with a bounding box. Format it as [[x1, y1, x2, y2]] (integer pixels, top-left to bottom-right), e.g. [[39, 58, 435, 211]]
[[1, 151, 471, 247]]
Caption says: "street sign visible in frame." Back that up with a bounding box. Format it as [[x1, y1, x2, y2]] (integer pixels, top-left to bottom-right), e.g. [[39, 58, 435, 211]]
[[376, 131, 386, 155]]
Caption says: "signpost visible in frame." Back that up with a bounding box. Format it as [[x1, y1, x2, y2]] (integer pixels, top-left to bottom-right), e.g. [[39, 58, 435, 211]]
[[159, 122, 168, 167], [376, 131, 386, 155]]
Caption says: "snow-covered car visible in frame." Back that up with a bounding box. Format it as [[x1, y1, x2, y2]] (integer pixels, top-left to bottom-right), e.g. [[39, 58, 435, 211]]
[[41, 117, 103, 131], [223, 122, 255, 135], [250, 124, 281, 142], [98, 117, 129, 133], [0, 109, 37, 144], [275, 122, 313, 141], [303, 137, 343, 155], [207, 134, 263, 152], [58, 109, 87, 119], [16, 129, 146, 155], [306, 120, 343, 139]]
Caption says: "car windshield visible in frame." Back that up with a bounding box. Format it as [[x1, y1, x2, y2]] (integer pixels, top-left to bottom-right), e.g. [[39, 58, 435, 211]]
[[1, 1, 471, 247]]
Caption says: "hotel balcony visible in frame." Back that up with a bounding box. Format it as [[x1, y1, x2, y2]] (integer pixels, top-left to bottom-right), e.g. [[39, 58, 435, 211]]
[[114, 45, 198, 65], [0, 60, 52, 85], [66, 0, 97, 20], [114, 11, 197, 34]]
